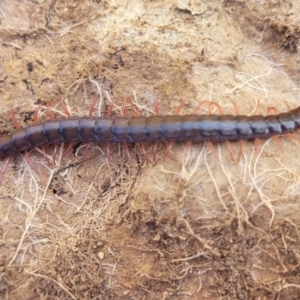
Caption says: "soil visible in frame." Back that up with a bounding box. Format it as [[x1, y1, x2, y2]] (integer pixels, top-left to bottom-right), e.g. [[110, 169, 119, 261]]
[[1, 1, 300, 299]]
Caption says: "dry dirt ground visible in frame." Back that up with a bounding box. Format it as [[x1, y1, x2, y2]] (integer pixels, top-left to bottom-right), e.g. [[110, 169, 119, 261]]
[[1, 0, 300, 299]]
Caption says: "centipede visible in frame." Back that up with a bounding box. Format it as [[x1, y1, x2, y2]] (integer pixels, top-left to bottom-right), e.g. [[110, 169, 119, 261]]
[[0, 105, 299, 159]]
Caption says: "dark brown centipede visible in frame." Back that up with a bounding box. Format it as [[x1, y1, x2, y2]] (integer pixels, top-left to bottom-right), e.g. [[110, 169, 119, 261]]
[[0, 106, 300, 159]]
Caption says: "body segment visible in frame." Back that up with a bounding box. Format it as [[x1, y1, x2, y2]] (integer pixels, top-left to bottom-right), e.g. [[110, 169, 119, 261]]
[[1, 107, 300, 158]]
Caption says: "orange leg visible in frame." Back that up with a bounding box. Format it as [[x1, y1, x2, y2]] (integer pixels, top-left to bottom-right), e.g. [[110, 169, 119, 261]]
[[237, 140, 244, 162], [124, 143, 132, 161], [47, 100, 55, 119], [207, 141, 219, 161], [152, 142, 159, 164], [162, 141, 174, 161], [174, 99, 186, 114], [153, 95, 160, 115], [62, 143, 74, 158], [41, 146, 52, 165], [129, 97, 141, 117], [89, 95, 99, 116], [267, 106, 279, 115], [254, 100, 261, 115], [230, 99, 241, 115], [33, 104, 43, 123], [122, 97, 129, 117], [209, 101, 224, 115], [193, 100, 208, 114], [271, 136, 284, 152], [225, 141, 236, 162], [254, 138, 262, 155], [286, 133, 300, 144], [11, 109, 20, 129], [79, 143, 92, 161], [107, 100, 116, 117], [140, 143, 151, 163], [52, 145, 59, 166], [60, 100, 72, 118]]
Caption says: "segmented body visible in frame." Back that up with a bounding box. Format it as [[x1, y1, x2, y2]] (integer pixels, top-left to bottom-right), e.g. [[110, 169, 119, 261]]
[[1, 106, 300, 159]]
